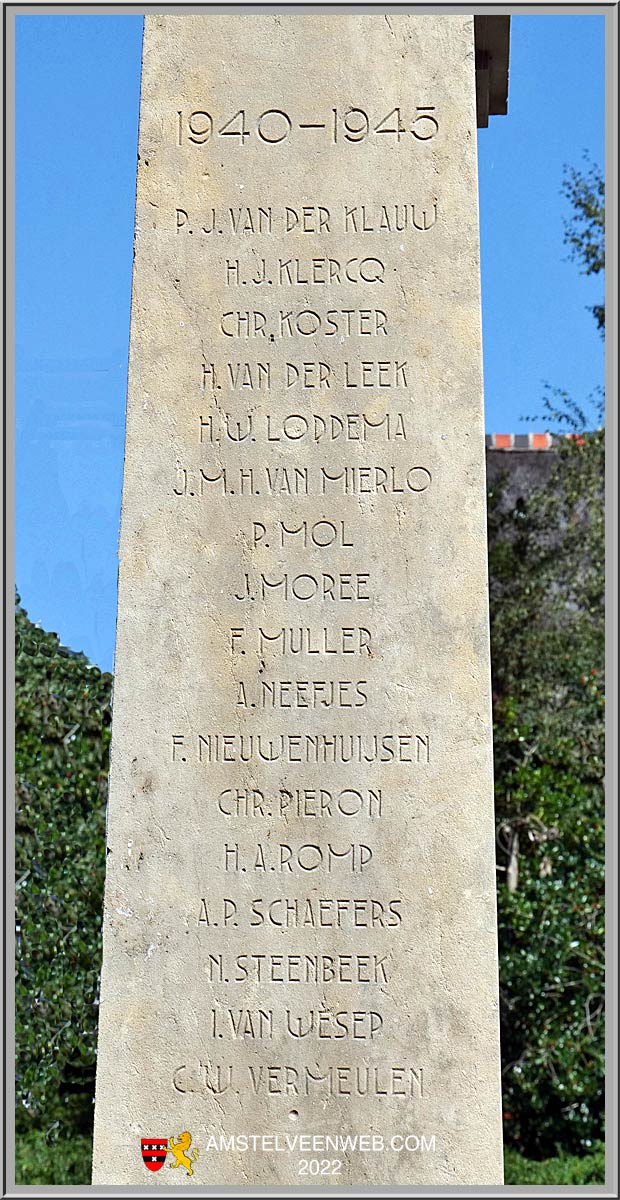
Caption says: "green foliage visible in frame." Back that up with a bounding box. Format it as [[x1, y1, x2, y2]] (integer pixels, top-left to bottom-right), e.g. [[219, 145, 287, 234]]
[[14, 1130, 94, 1187], [15, 599, 111, 1137], [504, 1143, 605, 1185], [491, 156, 605, 1159], [489, 416, 605, 1157], [562, 157, 605, 331]]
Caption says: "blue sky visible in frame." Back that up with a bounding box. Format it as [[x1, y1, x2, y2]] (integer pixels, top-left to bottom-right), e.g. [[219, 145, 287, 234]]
[[14, 14, 606, 672]]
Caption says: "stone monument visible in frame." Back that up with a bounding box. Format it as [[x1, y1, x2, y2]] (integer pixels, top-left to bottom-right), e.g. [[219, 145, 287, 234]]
[[93, 13, 510, 1185]]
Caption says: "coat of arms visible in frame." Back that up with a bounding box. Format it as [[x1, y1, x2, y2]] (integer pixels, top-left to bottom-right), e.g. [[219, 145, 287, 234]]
[[140, 1137, 168, 1172]]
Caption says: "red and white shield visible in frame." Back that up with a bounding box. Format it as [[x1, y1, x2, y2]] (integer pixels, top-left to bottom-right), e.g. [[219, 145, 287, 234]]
[[141, 1138, 168, 1171]]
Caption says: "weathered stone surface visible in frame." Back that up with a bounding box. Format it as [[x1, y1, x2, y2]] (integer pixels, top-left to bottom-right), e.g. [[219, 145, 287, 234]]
[[93, 13, 503, 1185]]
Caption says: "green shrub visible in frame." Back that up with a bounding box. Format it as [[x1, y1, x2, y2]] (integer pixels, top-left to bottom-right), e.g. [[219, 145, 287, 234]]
[[15, 599, 111, 1136], [489, 421, 605, 1157], [14, 1130, 93, 1187], [504, 1142, 605, 1185]]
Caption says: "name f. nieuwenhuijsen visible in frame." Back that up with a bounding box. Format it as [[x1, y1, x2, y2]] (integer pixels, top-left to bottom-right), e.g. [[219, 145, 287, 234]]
[[171, 731, 431, 764]]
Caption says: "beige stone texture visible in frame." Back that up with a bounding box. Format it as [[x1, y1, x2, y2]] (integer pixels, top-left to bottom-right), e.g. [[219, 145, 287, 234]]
[[92, 13, 503, 1185]]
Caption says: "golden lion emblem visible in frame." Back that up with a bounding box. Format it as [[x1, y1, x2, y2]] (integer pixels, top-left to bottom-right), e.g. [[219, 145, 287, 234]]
[[167, 1131, 200, 1176]]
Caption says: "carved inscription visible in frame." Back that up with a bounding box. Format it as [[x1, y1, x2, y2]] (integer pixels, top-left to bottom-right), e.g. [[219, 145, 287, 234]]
[[176, 106, 439, 146], [157, 63, 446, 1104], [163, 81, 441, 1099]]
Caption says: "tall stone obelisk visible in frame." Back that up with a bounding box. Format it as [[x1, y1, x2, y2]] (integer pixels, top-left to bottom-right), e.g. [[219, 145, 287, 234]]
[[93, 14, 509, 1185]]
